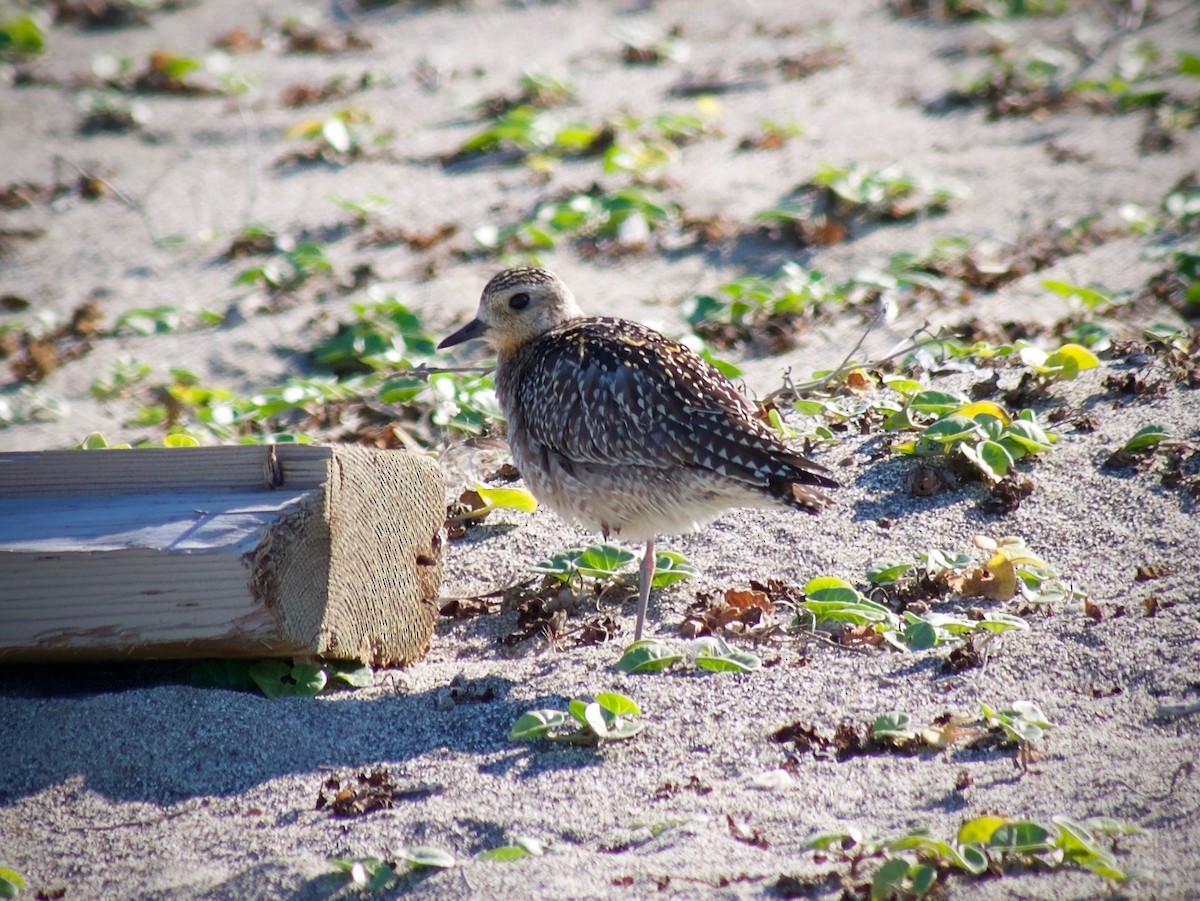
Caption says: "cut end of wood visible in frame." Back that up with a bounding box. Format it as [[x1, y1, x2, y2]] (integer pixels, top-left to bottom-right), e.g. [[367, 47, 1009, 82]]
[[0, 445, 445, 666]]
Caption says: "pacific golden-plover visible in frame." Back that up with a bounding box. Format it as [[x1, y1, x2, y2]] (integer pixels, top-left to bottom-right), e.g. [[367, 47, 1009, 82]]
[[438, 267, 838, 640]]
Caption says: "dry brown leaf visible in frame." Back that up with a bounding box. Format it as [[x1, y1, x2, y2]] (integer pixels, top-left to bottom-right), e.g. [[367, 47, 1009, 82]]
[[843, 369, 874, 393], [724, 587, 773, 615], [840, 624, 884, 647]]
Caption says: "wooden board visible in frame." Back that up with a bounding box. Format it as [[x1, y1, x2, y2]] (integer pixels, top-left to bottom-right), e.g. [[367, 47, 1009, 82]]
[[0, 444, 445, 665]]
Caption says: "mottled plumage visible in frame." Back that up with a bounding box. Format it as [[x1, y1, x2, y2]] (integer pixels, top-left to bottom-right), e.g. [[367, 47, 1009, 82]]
[[439, 267, 837, 639]]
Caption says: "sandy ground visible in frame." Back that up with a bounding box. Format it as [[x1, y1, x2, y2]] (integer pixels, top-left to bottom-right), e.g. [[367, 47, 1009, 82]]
[[2, 0, 1199, 898]]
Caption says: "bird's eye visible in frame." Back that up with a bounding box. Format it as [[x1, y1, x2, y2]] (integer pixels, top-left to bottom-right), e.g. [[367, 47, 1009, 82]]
[[509, 292, 531, 311]]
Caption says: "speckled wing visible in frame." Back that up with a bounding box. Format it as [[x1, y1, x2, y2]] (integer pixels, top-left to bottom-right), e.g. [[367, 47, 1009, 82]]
[[515, 318, 836, 502]]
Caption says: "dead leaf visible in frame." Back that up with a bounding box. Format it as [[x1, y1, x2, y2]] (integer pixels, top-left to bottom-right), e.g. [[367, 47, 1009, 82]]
[[316, 769, 441, 817], [576, 616, 618, 646], [771, 722, 826, 753], [906, 461, 947, 497], [654, 775, 712, 799], [726, 814, 770, 849], [942, 636, 983, 673], [843, 368, 874, 393], [840, 624, 884, 647], [439, 597, 493, 619], [1136, 563, 1172, 581], [724, 587, 773, 615], [1084, 598, 1102, 621], [832, 722, 865, 760], [977, 553, 1019, 601]]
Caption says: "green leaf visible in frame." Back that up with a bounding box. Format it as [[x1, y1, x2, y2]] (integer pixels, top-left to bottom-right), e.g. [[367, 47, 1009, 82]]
[[567, 698, 589, 726], [615, 639, 684, 673], [958, 815, 1008, 845], [871, 710, 915, 741], [1081, 858, 1131, 883], [804, 830, 860, 851], [978, 439, 1014, 478], [192, 659, 258, 692], [164, 433, 199, 448], [247, 659, 291, 698], [956, 442, 993, 480], [1041, 280, 1112, 310], [908, 390, 968, 416], [803, 576, 862, 603], [399, 846, 457, 869], [921, 414, 980, 444], [1052, 817, 1113, 866], [884, 377, 925, 395], [477, 845, 530, 862], [599, 717, 645, 740], [867, 560, 916, 585], [292, 663, 327, 694], [882, 407, 917, 431], [0, 15, 46, 57], [920, 548, 972, 574], [576, 543, 636, 578], [691, 638, 762, 672], [327, 660, 374, 688], [651, 550, 698, 588], [1003, 419, 1055, 453], [870, 857, 911, 901], [989, 821, 1052, 853], [956, 843, 989, 874], [508, 709, 567, 740], [531, 549, 580, 581], [595, 691, 641, 717], [803, 599, 894, 625], [910, 862, 938, 894], [1007, 699, 1052, 727], [791, 399, 827, 416], [1180, 51, 1200, 77], [902, 619, 938, 650], [1124, 423, 1170, 452], [114, 306, 181, 336], [976, 613, 1030, 633], [0, 867, 27, 899], [1079, 816, 1143, 837]]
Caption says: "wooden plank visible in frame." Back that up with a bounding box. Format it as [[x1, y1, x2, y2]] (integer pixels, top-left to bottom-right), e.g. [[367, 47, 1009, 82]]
[[0, 445, 445, 665]]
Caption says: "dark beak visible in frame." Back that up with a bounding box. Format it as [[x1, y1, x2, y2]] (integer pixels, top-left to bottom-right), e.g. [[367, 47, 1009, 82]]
[[438, 318, 488, 350]]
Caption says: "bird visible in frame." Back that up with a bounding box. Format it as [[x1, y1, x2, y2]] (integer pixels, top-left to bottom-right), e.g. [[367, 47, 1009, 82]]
[[438, 267, 838, 641]]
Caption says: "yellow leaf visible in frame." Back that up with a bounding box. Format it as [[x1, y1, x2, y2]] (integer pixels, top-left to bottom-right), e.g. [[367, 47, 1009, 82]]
[[285, 117, 323, 141], [474, 482, 538, 513], [983, 552, 1018, 600], [958, 401, 1010, 424], [1045, 343, 1099, 374], [995, 536, 1047, 568], [958, 816, 1009, 845], [695, 95, 723, 119]]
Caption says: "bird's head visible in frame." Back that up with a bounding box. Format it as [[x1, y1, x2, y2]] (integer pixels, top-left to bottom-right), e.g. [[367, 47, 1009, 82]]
[[438, 267, 584, 356]]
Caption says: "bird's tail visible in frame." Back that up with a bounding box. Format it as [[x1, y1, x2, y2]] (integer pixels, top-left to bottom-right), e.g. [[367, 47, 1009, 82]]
[[770, 453, 839, 514]]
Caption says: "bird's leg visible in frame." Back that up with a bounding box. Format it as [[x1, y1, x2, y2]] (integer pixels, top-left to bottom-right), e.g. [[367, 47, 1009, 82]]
[[635, 538, 656, 641]]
